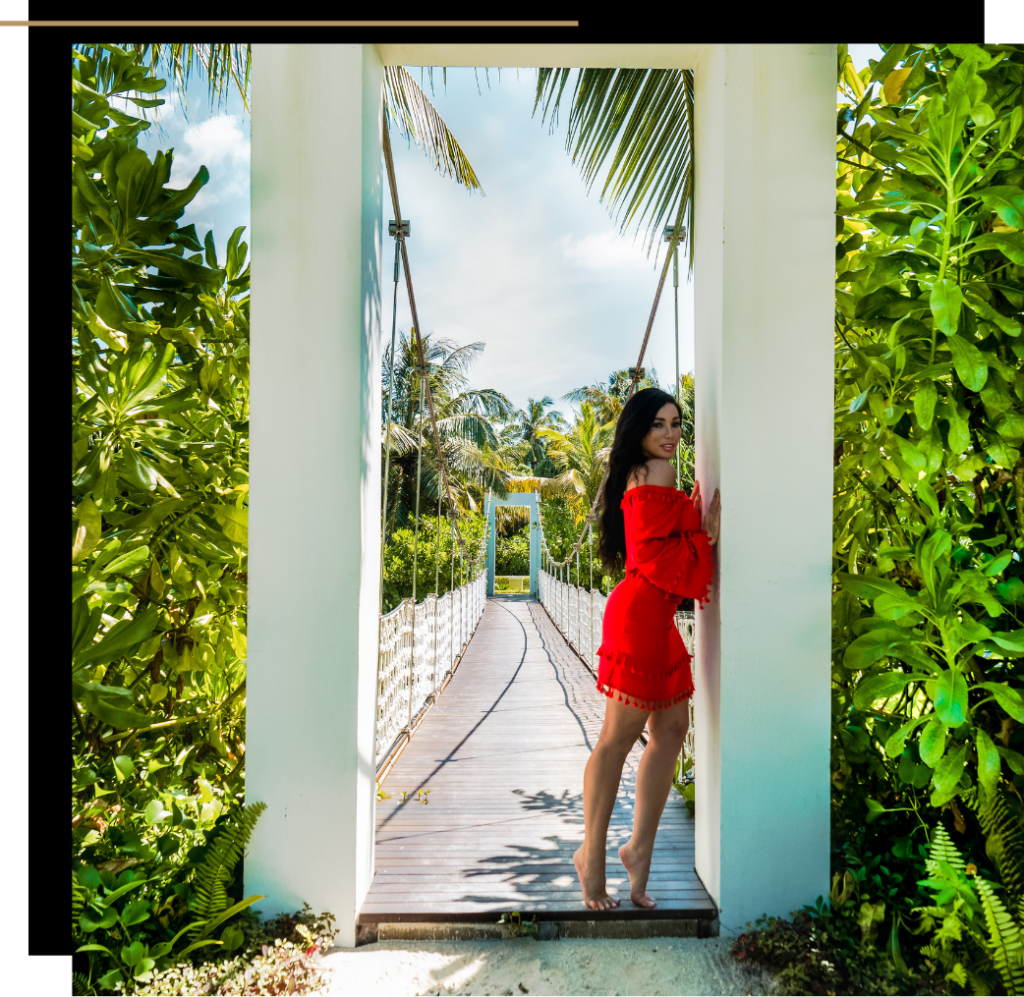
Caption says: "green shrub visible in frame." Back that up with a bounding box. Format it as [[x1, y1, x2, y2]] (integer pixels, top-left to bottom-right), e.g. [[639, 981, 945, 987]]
[[829, 42, 1024, 986], [495, 532, 530, 575], [732, 894, 946, 996], [912, 790, 1024, 994], [381, 513, 486, 613], [133, 905, 337, 996], [73, 803, 267, 993]]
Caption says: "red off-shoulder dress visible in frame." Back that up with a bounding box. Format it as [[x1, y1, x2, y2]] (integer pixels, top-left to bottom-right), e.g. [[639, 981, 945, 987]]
[[596, 484, 715, 711]]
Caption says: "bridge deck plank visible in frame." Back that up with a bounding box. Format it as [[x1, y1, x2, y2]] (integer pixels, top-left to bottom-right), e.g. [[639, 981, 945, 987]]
[[359, 597, 714, 923]]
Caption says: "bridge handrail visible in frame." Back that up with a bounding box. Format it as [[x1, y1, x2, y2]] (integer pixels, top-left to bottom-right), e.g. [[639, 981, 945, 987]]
[[376, 573, 486, 771], [538, 569, 696, 775]]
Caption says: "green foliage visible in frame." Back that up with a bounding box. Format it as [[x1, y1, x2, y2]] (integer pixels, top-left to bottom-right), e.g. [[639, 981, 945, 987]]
[[495, 532, 530, 576], [534, 68, 694, 265], [73, 971, 99, 996], [827, 41, 1024, 991], [381, 513, 486, 613], [134, 905, 337, 996], [537, 402, 615, 513], [73, 804, 266, 993], [497, 911, 539, 939], [70, 44, 271, 995], [507, 395, 569, 476], [731, 892, 944, 996], [382, 330, 516, 533], [188, 802, 267, 942], [673, 754, 695, 814], [913, 801, 1024, 995]]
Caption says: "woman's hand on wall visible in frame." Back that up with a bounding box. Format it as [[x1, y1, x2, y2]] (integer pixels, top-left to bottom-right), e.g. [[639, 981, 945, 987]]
[[691, 481, 721, 547]]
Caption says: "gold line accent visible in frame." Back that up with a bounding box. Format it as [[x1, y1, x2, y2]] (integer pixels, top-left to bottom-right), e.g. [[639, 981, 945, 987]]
[[2, 20, 579, 27]]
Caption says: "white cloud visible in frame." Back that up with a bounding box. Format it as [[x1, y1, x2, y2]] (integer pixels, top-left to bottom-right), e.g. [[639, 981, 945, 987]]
[[167, 113, 250, 212], [559, 231, 651, 272]]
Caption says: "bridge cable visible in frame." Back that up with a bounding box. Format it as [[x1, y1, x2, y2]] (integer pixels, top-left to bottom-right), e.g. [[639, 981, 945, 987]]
[[382, 110, 488, 575]]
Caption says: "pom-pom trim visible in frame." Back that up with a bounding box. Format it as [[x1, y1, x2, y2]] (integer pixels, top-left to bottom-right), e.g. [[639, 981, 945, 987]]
[[596, 681, 693, 712]]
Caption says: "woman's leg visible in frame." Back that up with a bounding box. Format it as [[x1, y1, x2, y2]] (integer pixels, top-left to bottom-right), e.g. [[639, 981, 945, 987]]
[[619, 697, 690, 907], [575, 695, 651, 910]]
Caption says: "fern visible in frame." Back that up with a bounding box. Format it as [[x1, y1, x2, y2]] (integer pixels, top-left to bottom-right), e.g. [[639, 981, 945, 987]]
[[71, 971, 97, 996], [72, 872, 86, 938], [188, 800, 266, 939], [979, 788, 1024, 909], [975, 877, 1024, 996], [927, 823, 968, 876]]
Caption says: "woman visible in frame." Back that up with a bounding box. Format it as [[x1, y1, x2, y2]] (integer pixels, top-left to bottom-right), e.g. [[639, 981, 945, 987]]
[[573, 387, 720, 910]]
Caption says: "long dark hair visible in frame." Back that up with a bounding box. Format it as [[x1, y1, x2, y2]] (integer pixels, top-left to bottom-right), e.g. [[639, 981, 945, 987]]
[[598, 387, 682, 571]]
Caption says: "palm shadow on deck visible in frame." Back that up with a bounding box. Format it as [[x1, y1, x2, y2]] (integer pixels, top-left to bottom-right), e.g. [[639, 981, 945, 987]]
[[359, 598, 715, 925]]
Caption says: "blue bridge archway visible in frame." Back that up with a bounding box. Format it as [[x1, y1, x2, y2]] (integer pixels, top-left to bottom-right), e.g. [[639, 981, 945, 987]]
[[484, 490, 541, 597]]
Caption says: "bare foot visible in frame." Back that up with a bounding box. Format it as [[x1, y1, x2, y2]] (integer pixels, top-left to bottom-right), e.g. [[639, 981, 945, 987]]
[[573, 847, 620, 911], [619, 841, 656, 908]]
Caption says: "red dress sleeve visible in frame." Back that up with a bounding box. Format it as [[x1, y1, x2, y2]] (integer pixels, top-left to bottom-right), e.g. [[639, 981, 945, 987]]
[[623, 486, 714, 606]]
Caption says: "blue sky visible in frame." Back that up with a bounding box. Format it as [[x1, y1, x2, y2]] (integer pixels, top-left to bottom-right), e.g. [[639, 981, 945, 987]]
[[380, 68, 695, 420], [135, 47, 883, 419], [133, 69, 252, 268]]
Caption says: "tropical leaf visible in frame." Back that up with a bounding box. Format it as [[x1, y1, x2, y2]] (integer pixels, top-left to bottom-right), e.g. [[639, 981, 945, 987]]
[[384, 65, 482, 192], [534, 68, 695, 265]]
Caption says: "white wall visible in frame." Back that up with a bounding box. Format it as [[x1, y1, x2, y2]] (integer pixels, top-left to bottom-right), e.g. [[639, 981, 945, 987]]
[[247, 43, 383, 949], [693, 44, 836, 932]]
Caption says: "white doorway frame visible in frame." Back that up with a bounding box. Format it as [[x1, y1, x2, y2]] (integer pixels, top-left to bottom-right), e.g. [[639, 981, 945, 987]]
[[246, 43, 836, 946]]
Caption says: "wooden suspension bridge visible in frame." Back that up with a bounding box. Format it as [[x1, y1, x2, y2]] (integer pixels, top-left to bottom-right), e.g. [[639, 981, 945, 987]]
[[360, 592, 716, 939], [361, 105, 713, 940]]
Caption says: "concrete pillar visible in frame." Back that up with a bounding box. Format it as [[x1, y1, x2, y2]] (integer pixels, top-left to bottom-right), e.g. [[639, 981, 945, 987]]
[[247, 44, 383, 948], [692, 44, 835, 933], [485, 493, 496, 595], [529, 492, 541, 597]]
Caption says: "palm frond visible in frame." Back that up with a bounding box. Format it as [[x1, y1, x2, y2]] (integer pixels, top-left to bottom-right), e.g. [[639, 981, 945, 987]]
[[382, 423, 419, 456], [534, 68, 694, 267], [73, 873, 86, 938], [927, 822, 968, 877], [449, 388, 517, 421], [72, 973, 97, 997], [436, 412, 498, 448], [126, 43, 250, 117], [384, 66, 483, 193]]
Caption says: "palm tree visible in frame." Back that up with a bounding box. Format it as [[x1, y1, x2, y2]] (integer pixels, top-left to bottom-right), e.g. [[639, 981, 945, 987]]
[[509, 397, 568, 474], [382, 330, 516, 534], [536, 403, 615, 526], [114, 49, 692, 268], [533, 69, 694, 269], [119, 49, 692, 262], [563, 368, 661, 425]]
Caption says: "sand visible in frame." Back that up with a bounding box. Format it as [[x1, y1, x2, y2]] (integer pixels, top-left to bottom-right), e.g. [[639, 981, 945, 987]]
[[315, 936, 776, 996]]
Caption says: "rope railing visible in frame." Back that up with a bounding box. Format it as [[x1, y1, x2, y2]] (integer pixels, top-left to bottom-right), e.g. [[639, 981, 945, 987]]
[[538, 568, 697, 778], [376, 572, 487, 772], [375, 117, 493, 778], [381, 112, 486, 571]]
